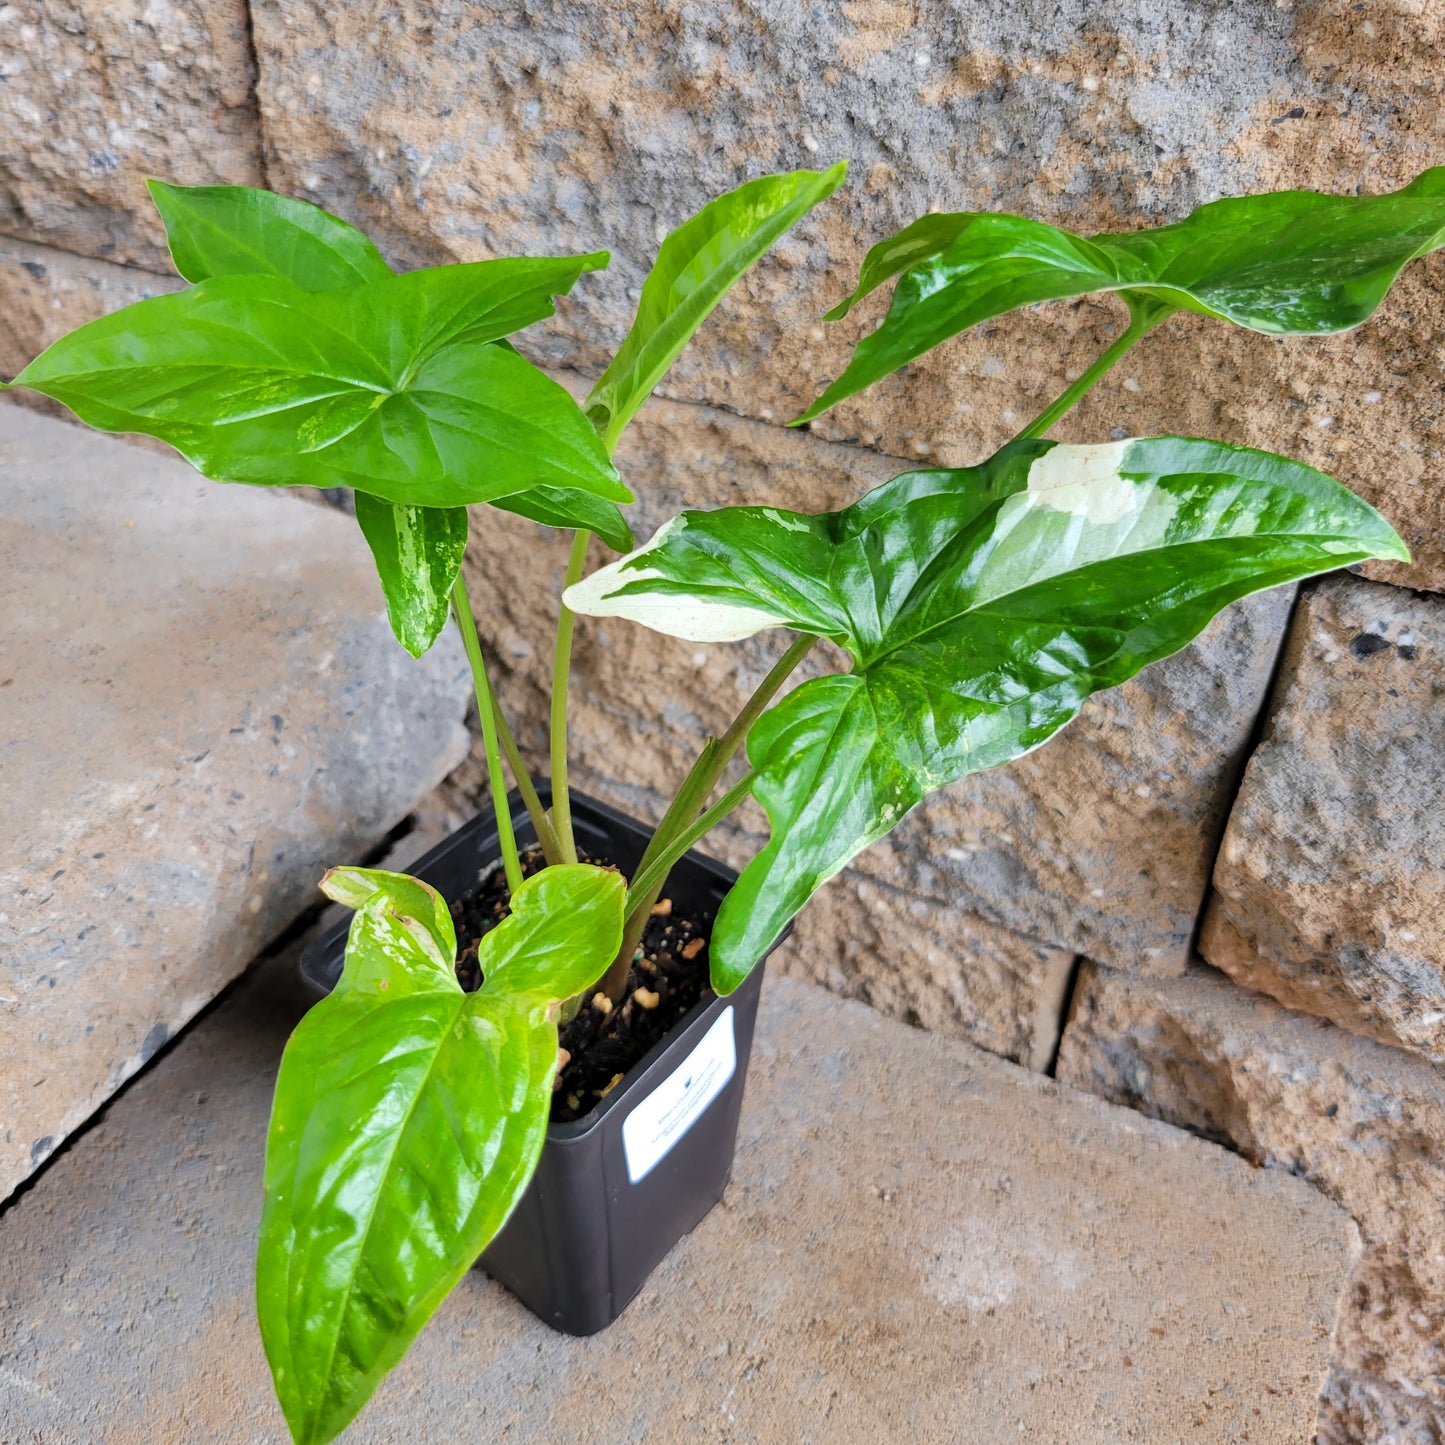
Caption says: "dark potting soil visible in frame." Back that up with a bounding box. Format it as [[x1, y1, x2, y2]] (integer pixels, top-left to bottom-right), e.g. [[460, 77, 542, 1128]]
[[449, 849, 714, 1125]]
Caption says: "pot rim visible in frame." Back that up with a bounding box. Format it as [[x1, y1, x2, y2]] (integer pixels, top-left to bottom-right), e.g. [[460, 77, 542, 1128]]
[[300, 784, 779, 1144]]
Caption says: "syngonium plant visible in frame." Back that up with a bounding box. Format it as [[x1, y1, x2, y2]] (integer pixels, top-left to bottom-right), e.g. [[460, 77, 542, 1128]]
[[7, 162, 1441, 1441]]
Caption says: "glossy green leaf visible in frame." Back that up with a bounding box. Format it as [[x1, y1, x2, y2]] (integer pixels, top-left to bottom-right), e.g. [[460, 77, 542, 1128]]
[[320, 867, 456, 982], [319, 865, 457, 958], [353, 494, 469, 657], [567, 436, 1408, 990], [492, 485, 634, 552], [483, 340, 633, 548], [139, 186, 636, 628], [148, 181, 393, 290], [320, 868, 459, 993], [473, 863, 629, 1002], [798, 167, 1445, 421], [11, 260, 628, 510], [587, 163, 847, 451], [259, 863, 624, 1445]]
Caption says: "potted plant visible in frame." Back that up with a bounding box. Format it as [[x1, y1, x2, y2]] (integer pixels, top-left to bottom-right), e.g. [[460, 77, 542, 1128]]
[[7, 162, 1440, 1443]]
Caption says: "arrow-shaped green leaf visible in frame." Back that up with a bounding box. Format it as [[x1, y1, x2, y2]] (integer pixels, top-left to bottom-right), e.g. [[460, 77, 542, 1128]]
[[567, 436, 1408, 990], [588, 163, 847, 451], [134, 182, 635, 647], [12, 260, 627, 511], [798, 167, 1445, 421], [258, 863, 625, 1445]]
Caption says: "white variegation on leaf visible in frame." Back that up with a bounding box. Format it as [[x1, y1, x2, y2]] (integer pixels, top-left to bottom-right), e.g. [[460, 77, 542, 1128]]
[[354, 494, 469, 658], [565, 435, 1408, 994], [564, 519, 792, 642], [1023, 439, 1138, 523]]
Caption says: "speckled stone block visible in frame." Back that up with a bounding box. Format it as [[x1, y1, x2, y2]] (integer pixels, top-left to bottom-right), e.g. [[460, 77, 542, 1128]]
[[782, 873, 1078, 1072], [0, 962, 1353, 1441], [248, 0, 1445, 591], [1202, 575, 1445, 1063], [1317, 1367, 1445, 1445], [0, 0, 262, 268], [0, 406, 471, 1202]]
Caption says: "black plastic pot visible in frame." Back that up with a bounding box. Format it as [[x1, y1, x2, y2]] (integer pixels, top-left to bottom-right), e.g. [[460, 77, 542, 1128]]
[[299, 786, 775, 1336]]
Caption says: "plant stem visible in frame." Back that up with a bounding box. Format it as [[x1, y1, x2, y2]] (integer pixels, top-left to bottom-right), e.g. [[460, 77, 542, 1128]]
[[451, 576, 524, 895], [1011, 300, 1173, 442], [633, 632, 815, 892], [623, 771, 757, 921], [549, 528, 591, 865], [448, 572, 559, 863], [492, 703, 563, 864], [714, 632, 819, 778], [596, 631, 817, 1003]]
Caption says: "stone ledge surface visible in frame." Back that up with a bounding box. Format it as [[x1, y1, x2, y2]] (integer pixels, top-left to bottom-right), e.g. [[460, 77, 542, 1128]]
[[0, 960, 1354, 1442], [0, 406, 471, 1202], [1057, 960, 1445, 1424]]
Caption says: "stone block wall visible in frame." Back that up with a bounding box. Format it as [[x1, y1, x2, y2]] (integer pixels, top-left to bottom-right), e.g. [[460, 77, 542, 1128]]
[[2, 3, 1440, 1434], [1202, 576, 1445, 1062]]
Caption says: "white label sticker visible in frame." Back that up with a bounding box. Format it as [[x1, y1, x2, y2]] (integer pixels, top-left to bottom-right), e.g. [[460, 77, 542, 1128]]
[[621, 1006, 736, 1184]]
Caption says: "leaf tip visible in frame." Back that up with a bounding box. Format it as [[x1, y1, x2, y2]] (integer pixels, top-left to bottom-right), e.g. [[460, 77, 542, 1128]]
[[393, 625, 434, 660], [319, 866, 373, 911], [708, 950, 752, 997]]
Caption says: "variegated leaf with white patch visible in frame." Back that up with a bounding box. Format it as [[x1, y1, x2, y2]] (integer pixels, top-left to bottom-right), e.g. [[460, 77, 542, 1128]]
[[565, 435, 1408, 992]]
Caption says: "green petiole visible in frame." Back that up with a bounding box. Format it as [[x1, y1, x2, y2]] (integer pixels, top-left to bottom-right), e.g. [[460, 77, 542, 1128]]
[[451, 576, 524, 895]]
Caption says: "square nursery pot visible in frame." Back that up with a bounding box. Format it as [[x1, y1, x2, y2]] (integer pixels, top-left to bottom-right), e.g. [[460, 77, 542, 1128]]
[[299, 786, 778, 1336]]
